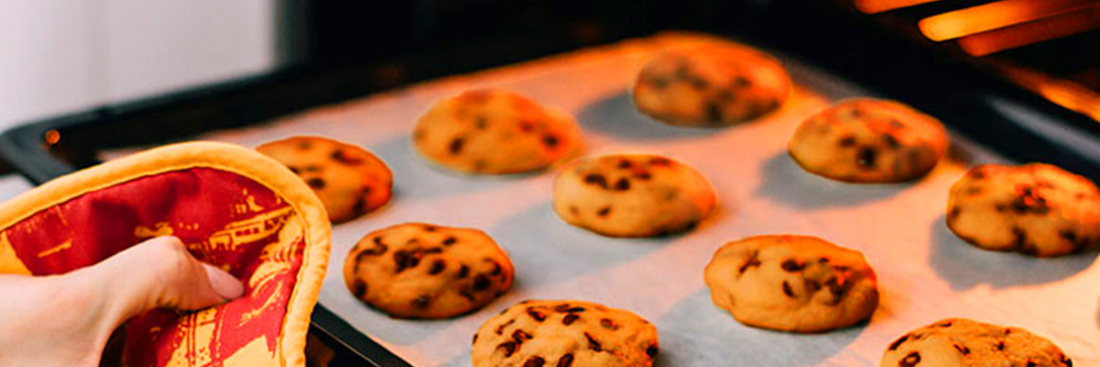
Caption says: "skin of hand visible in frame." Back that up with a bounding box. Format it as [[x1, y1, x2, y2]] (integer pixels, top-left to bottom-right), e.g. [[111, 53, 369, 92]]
[[0, 236, 244, 367]]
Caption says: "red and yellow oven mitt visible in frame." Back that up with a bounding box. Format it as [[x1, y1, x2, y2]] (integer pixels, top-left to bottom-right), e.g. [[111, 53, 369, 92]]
[[0, 142, 330, 367]]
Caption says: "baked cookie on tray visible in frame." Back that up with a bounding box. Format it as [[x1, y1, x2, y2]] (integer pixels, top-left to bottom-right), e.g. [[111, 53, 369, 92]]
[[946, 163, 1100, 257], [788, 99, 948, 183], [413, 89, 583, 174], [257, 136, 393, 223], [704, 234, 879, 333], [552, 154, 716, 237], [633, 41, 791, 127], [343, 223, 514, 319], [881, 318, 1073, 367], [472, 300, 658, 367]]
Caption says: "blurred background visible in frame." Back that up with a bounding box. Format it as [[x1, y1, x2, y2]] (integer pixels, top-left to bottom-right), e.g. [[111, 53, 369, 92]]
[[0, 0, 279, 129]]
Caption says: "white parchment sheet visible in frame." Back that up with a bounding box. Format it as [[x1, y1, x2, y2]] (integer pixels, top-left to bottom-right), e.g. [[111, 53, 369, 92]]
[[129, 33, 1100, 366]]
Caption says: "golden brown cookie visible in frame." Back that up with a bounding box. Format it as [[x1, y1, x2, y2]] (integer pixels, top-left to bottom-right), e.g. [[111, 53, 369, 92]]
[[788, 99, 948, 183], [471, 300, 659, 367], [946, 163, 1100, 257], [412, 89, 583, 174], [633, 42, 791, 127], [343, 223, 514, 319], [552, 154, 716, 237], [257, 136, 392, 223], [704, 235, 879, 333], [881, 318, 1073, 367]]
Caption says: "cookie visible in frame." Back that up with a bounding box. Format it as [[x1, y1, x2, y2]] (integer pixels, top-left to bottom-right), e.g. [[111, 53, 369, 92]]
[[412, 89, 583, 174], [704, 234, 879, 333], [257, 136, 392, 223], [552, 154, 716, 237], [633, 42, 791, 127], [343, 223, 514, 319], [881, 318, 1073, 367], [788, 99, 949, 183], [946, 163, 1100, 257], [471, 300, 659, 367]]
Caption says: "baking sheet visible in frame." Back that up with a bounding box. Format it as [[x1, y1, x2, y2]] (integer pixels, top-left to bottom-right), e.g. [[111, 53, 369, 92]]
[[109, 33, 1100, 366]]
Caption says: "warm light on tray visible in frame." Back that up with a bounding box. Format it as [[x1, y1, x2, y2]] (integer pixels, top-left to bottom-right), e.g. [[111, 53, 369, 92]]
[[919, 0, 1096, 41]]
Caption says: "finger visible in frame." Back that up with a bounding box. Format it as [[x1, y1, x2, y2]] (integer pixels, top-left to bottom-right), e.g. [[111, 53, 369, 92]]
[[84, 236, 244, 328]]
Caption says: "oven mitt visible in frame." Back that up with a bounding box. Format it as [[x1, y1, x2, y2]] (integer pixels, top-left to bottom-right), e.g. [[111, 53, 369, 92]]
[[0, 142, 330, 367]]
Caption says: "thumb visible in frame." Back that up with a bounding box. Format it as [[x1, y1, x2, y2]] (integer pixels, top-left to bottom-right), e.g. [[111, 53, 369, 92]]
[[83, 236, 245, 328]]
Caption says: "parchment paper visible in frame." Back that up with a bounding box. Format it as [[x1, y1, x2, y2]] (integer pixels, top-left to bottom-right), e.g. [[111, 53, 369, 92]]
[[110, 33, 1100, 366]]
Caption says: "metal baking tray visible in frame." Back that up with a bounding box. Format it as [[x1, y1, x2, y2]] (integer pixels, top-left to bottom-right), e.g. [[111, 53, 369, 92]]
[[2, 2, 1099, 366]]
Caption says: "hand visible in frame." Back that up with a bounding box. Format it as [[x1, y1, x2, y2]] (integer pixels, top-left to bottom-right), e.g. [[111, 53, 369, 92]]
[[0, 236, 244, 367]]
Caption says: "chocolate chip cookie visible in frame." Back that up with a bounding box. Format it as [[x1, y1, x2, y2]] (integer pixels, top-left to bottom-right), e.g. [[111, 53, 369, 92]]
[[881, 318, 1073, 367], [257, 136, 393, 223], [471, 300, 659, 367], [343, 223, 514, 319], [947, 163, 1100, 257], [552, 154, 716, 237], [704, 234, 879, 333], [413, 89, 583, 174], [788, 99, 949, 183], [633, 41, 791, 127]]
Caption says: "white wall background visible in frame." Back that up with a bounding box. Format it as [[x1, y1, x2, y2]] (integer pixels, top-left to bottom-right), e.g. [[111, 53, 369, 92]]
[[0, 0, 276, 129]]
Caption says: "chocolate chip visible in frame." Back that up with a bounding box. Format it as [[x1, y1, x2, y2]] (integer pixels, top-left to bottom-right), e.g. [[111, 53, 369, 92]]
[[449, 137, 465, 154], [351, 279, 367, 298], [618, 160, 632, 169], [307, 178, 326, 189], [457, 265, 470, 279], [857, 147, 877, 169], [296, 140, 313, 150], [474, 274, 491, 290], [738, 251, 762, 275], [528, 308, 547, 322], [331, 149, 363, 165], [969, 169, 986, 179], [781, 259, 805, 272], [524, 357, 545, 367], [1011, 186, 1050, 214], [495, 319, 515, 335], [393, 250, 419, 273], [635, 171, 652, 180], [429, 260, 446, 275], [705, 101, 723, 122], [562, 313, 579, 325], [423, 224, 437, 232], [542, 135, 559, 148], [996, 340, 1005, 350], [839, 136, 857, 147], [599, 318, 619, 330], [556, 354, 574, 367], [733, 76, 751, 88], [947, 206, 961, 222], [519, 120, 536, 133], [499, 341, 517, 357], [288, 166, 301, 174], [442, 236, 457, 246], [954, 344, 969, 355], [473, 333, 478, 345], [352, 197, 367, 214], [888, 335, 908, 351], [413, 295, 430, 308], [649, 157, 672, 166], [512, 329, 532, 344], [475, 116, 489, 129], [614, 178, 630, 191], [900, 351, 920, 367], [569, 205, 579, 215], [584, 332, 602, 352], [562, 307, 585, 313], [584, 173, 609, 189], [488, 260, 503, 276], [883, 134, 900, 148], [687, 76, 709, 90], [1027, 361, 1036, 367], [597, 206, 611, 217], [782, 281, 796, 298]]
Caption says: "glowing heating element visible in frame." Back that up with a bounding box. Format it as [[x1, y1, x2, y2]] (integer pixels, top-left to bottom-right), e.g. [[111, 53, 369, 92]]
[[958, 4, 1100, 56], [854, 0, 946, 14], [919, 0, 1098, 41]]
